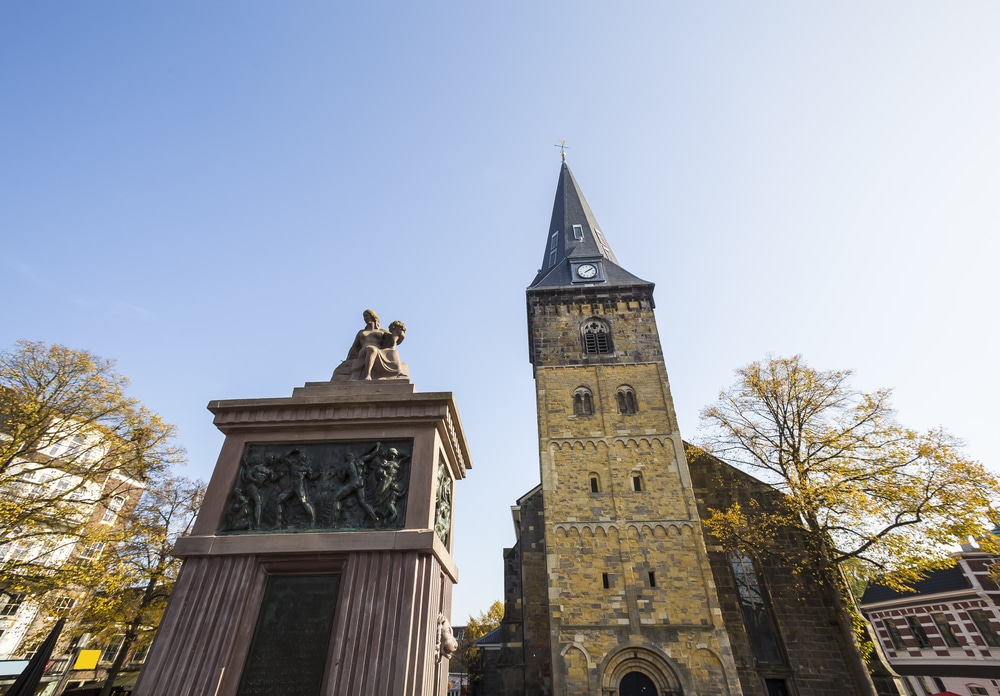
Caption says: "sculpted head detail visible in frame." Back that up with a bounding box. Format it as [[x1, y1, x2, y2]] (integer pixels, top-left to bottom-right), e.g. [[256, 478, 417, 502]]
[[388, 320, 406, 344], [363, 309, 381, 328]]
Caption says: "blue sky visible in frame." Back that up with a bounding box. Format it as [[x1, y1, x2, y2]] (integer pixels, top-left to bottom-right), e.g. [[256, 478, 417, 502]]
[[2, 3, 999, 623]]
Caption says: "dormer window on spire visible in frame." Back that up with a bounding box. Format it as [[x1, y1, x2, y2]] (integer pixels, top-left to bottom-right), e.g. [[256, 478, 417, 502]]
[[572, 224, 584, 241]]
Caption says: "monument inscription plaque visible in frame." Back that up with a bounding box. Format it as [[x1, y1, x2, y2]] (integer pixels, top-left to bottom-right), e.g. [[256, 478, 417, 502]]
[[236, 574, 341, 696]]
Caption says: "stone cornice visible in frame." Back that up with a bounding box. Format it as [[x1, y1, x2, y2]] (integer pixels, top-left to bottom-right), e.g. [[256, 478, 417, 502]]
[[207, 388, 471, 475]]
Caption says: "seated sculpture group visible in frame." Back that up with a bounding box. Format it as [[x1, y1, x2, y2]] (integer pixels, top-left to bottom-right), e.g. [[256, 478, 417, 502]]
[[331, 309, 409, 382]]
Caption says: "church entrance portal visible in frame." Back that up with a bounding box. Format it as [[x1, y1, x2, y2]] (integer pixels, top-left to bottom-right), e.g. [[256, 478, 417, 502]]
[[620, 671, 658, 696]]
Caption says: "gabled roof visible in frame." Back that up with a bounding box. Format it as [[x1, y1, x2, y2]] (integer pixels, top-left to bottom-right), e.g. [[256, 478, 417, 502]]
[[528, 159, 651, 290], [860, 565, 971, 605], [475, 626, 502, 646]]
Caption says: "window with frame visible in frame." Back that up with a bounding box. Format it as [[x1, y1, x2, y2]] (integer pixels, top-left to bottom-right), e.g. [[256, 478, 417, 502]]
[[46, 434, 88, 459], [632, 475, 643, 492], [573, 387, 594, 416], [883, 618, 906, 650], [906, 616, 932, 648], [0, 593, 26, 617], [102, 635, 125, 663], [572, 224, 584, 240], [131, 642, 151, 664], [931, 613, 961, 647], [102, 495, 125, 523], [581, 319, 612, 354], [729, 552, 783, 664], [968, 686, 989, 696], [616, 386, 637, 415], [78, 541, 105, 560], [589, 476, 600, 493], [969, 609, 1000, 647], [5, 541, 37, 563]]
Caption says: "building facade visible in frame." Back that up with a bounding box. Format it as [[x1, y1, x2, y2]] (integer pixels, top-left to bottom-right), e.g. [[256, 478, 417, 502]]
[[490, 159, 876, 696], [861, 545, 1000, 696]]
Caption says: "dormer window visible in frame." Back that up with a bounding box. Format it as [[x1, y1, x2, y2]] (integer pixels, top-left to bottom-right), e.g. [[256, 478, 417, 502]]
[[581, 319, 612, 354], [572, 224, 584, 240]]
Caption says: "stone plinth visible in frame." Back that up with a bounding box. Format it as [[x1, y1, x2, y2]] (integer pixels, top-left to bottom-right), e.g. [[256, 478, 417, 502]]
[[134, 382, 471, 696]]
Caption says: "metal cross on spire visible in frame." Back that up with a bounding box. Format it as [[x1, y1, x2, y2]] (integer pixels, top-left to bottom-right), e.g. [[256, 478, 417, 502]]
[[554, 139, 570, 160]]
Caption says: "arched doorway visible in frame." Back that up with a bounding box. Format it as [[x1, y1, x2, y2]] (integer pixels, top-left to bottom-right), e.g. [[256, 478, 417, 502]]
[[620, 671, 658, 696], [601, 645, 683, 696]]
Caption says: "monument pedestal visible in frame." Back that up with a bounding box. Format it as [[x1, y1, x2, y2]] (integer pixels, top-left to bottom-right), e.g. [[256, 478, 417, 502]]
[[134, 382, 470, 696]]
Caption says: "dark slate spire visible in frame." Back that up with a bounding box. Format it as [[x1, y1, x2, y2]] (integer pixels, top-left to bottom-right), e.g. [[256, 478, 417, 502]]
[[528, 159, 651, 289]]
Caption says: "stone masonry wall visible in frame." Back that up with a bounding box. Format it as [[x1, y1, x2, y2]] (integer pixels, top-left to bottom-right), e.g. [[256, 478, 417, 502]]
[[528, 290, 741, 696]]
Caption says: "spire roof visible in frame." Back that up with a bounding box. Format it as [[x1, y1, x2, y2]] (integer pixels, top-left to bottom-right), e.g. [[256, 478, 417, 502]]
[[528, 160, 651, 289]]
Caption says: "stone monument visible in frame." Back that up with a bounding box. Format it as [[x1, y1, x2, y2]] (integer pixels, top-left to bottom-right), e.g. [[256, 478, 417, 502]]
[[134, 311, 471, 696]]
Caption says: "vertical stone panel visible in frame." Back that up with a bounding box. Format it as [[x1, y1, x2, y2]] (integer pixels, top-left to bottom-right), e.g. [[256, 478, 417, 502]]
[[134, 555, 261, 696]]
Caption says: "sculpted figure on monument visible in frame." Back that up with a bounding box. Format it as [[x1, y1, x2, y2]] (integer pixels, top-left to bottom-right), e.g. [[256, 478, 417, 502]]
[[436, 613, 459, 663], [332, 447, 379, 524], [367, 445, 408, 526], [434, 463, 453, 546], [275, 449, 319, 528], [331, 310, 410, 382], [244, 449, 277, 530]]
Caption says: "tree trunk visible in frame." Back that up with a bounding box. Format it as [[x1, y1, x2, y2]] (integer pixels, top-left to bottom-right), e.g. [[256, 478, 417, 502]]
[[817, 560, 879, 696], [99, 576, 159, 696]]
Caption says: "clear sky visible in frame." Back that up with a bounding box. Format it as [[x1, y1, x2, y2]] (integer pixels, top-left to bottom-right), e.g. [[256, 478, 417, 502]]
[[2, 3, 999, 623]]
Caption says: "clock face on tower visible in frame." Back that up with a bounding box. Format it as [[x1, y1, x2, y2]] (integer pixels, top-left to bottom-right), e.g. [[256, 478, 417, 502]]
[[577, 263, 598, 279]]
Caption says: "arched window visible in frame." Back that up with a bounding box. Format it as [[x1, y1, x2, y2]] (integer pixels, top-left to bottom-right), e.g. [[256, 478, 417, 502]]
[[581, 319, 612, 354], [729, 551, 783, 664], [573, 387, 594, 416], [616, 386, 638, 415], [589, 473, 601, 493], [102, 495, 125, 523]]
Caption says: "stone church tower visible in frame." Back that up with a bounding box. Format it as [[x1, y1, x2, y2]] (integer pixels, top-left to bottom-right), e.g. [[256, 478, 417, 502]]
[[522, 157, 743, 696], [489, 158, 875, 696]]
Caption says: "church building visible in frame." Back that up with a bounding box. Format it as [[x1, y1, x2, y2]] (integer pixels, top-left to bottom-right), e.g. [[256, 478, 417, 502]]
[[487, 158, 878, 696]]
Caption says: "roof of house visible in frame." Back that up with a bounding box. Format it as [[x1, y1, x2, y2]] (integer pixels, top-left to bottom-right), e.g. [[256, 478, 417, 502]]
[[860, 565, 971, 605], [475, 626, 502, 646]]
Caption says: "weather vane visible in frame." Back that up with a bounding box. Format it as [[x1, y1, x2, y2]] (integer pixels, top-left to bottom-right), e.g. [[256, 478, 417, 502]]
[[554, 139, 570, 160]]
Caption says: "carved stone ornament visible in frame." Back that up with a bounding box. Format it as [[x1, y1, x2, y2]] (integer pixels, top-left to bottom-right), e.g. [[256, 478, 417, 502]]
[[221, 440, 411, 534], [436, 612, 458, 663], [331, 309, 410, 382], [433, 460, 453, 547]]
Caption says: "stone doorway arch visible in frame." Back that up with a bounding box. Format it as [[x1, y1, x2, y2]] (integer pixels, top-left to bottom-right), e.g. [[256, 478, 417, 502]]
[[601, 646, 683, 696]]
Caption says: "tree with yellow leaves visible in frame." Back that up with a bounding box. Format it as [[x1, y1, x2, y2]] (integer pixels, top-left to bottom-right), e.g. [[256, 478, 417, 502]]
[[0, 340, 185, 604], [455, 600, 503, 696], [699, 355, 999, 694], [76, 472, 204, 696]]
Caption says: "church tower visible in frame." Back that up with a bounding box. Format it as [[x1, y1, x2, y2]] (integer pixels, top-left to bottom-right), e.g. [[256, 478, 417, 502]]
[[525, 157, 743, 696]]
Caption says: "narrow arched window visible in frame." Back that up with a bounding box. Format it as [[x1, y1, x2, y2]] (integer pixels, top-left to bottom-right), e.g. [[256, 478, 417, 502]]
[[730, 552, 784, 664], [616, 386, 638, 415], [573, 387, 594, 416], [581, 319, 612, 354]]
